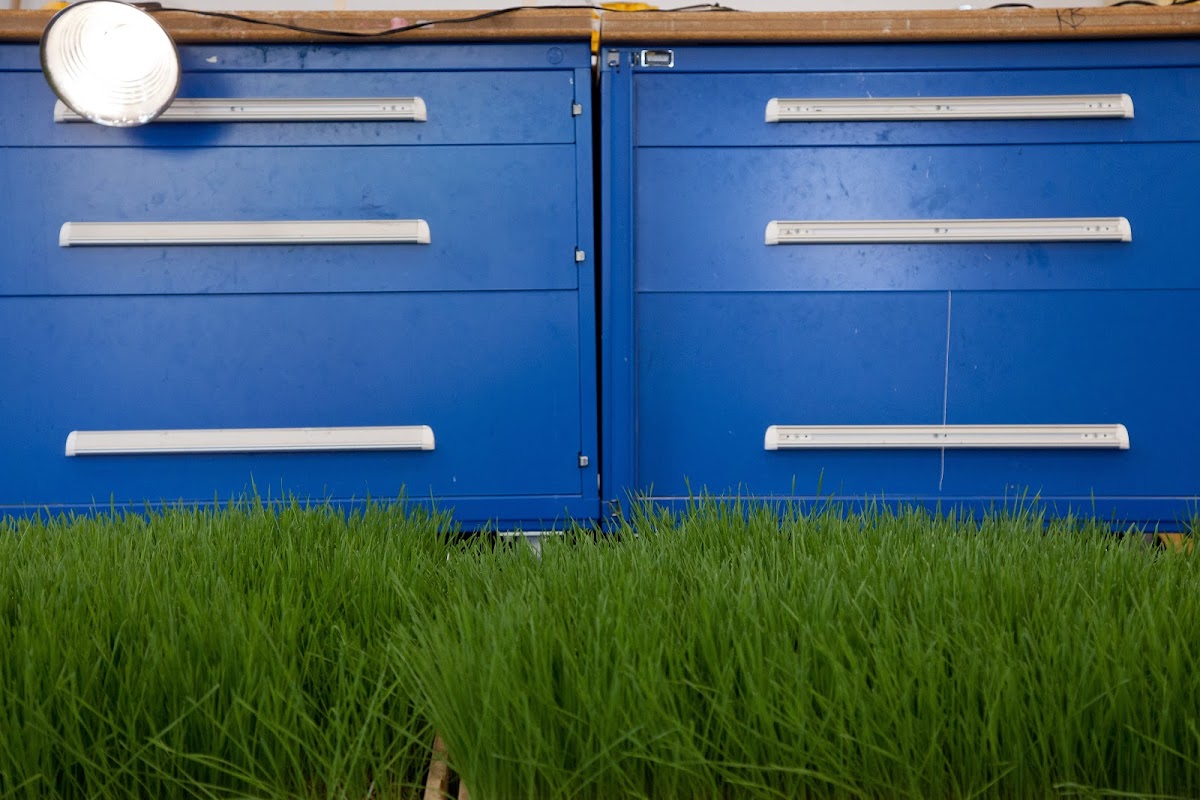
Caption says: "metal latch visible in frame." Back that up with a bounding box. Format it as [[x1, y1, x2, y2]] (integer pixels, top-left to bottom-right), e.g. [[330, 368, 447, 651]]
[[638, 49, 674, 68]]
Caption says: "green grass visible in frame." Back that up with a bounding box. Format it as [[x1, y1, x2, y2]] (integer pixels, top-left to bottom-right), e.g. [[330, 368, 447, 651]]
[[3, 499, 1199, 799], [0, 499, 454, 800]]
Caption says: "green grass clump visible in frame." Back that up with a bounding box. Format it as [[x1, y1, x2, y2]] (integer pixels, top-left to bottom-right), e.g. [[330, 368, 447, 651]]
[[401, 503, 1200, 800], [3, 499, 1199, 799], [0, 499, 456, 800]]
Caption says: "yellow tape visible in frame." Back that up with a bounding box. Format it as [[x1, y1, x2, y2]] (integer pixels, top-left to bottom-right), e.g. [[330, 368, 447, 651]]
[[596, 2, 657, 53]]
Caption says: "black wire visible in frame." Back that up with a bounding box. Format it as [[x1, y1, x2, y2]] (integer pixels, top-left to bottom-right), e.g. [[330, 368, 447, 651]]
[[133, 3, 739, 40], [129, 0, 1200, 39], [988, 1, 1199, 8]]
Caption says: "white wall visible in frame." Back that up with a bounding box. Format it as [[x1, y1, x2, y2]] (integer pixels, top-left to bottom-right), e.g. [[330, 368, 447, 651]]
[[16, 0, 1109, 9]]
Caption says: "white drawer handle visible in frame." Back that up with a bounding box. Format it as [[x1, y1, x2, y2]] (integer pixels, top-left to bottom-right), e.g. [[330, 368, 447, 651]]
[[765, 424, 1129, 451], [55, 97, 427, 123], [65, 425, 436, 456], [765, 94, 1133, 122], [765, 217, 1131, 245], [59, 220, 431, 247]]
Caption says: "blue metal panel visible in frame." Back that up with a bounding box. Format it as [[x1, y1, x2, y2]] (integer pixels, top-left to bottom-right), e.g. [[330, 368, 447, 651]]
[[636, 292, 948, 500], [0, 145, 578, 296], [622, 41, 1200, 74], [572, 65, 600, 499], [602, 41, 1200, 528], [0, 69, 577, 147], [635, 145, 1200, 293], [0, 42, 592, 73], [1, 40, 598, 529], [2, 497, 601, 531], [635, 68, 1200, 148], [0, 292, 586, 511], [943, 290, 1200, 501], [614, 497, 1194, 533], [599, 53, 638, 518]]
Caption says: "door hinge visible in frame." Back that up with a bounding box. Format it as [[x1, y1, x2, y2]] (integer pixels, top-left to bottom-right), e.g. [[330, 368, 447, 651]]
[[575, 248, 586, 263], [606, 49, 621, 71], [571, 102, 583, 116], [578, 453, 590, 468]]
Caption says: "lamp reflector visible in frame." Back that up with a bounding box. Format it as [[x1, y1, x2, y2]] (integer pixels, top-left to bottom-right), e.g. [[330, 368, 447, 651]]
[[40, 0, 180, 127]]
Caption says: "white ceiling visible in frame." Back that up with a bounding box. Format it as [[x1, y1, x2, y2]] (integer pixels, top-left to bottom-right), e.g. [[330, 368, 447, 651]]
[[16, 0, 1111, 9]]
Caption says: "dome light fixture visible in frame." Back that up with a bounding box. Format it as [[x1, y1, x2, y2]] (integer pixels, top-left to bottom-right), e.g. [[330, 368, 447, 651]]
[[40, 0, 180, 127]]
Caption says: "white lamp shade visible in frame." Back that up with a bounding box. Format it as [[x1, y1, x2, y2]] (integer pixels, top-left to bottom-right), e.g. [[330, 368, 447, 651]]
[[40, 0, 180, 127]]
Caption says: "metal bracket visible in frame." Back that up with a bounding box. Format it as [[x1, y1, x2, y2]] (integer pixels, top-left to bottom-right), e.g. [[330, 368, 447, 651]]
[[578, 454, 590, 468], [638, 49, 674, 68], [571, 102, 583, 116], [575, 248, 586, 263]]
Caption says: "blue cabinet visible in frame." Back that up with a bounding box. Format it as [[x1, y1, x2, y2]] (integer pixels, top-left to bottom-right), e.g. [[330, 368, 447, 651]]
[[6, 29, 1200, 529], [0, 42, 598, 529], [601, 40, 1200, 528]]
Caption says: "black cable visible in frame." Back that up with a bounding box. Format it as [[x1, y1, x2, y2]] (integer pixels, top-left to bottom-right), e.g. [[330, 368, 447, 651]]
[[988, 1, 1200, 8], [132, 3, 739, 40], [128, 1, 1198, 40], [1108, 0, 1200, 5]]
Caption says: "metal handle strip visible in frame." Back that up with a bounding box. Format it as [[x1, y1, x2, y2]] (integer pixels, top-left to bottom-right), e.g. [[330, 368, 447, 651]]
[[65, 425, 436, 456], [55, 97, 427, 123], [765, 217, 1131, 245], [60, 220, 431, 247], [764, 424, 1130, 451], [765, 94, 1133, 122]]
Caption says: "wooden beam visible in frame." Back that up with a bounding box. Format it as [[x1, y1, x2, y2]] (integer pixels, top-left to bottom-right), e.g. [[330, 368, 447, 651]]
[[5, 7, 1200, 45], [0, 8, 597, 44], [600, 6, 1200, 44]]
